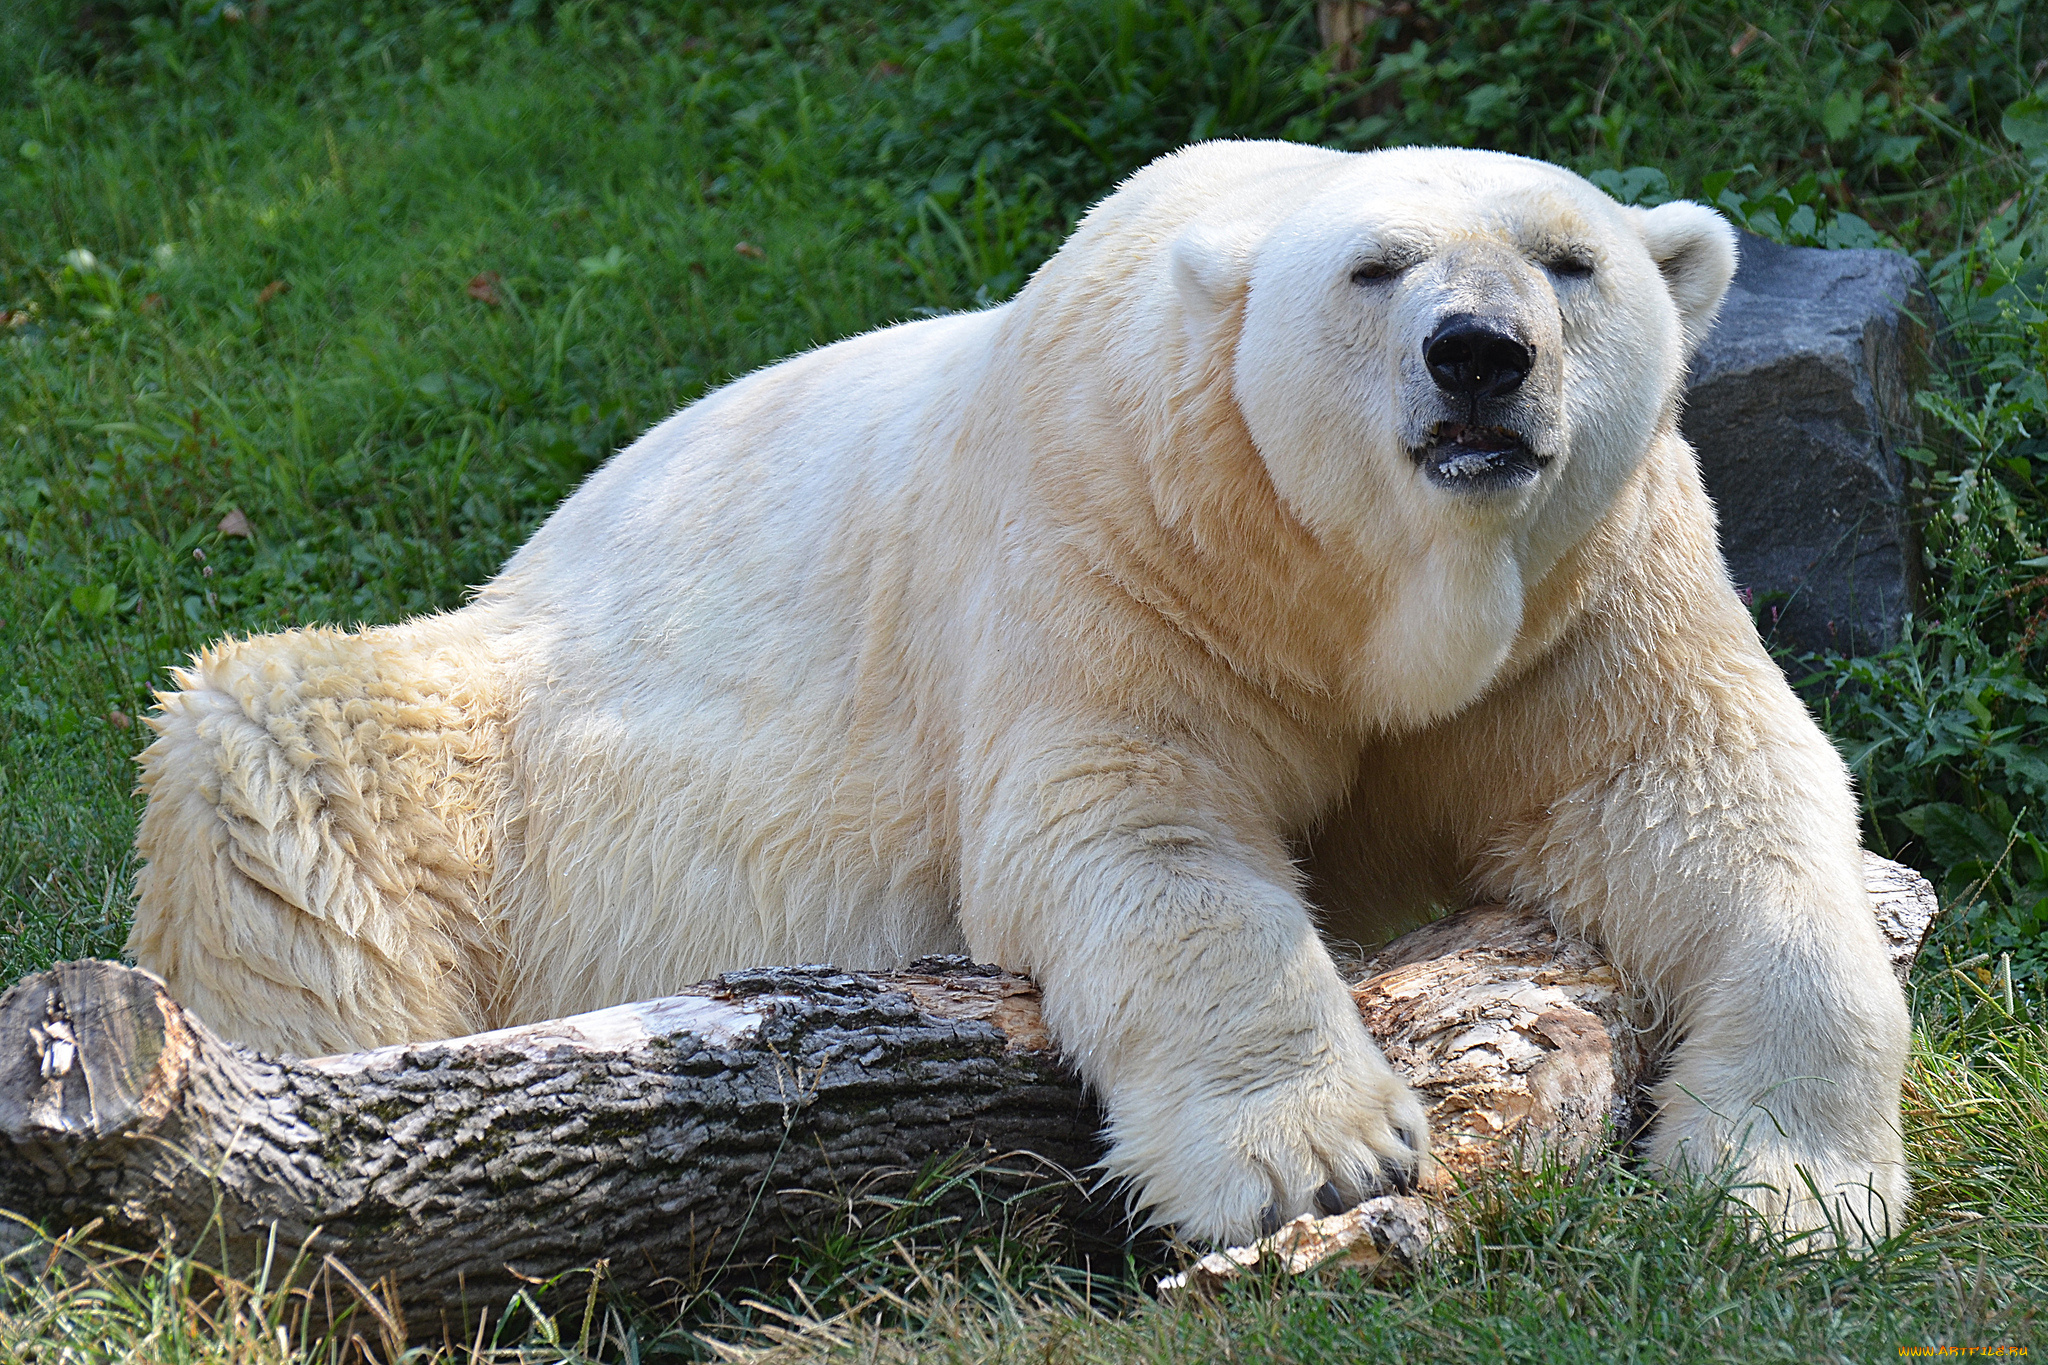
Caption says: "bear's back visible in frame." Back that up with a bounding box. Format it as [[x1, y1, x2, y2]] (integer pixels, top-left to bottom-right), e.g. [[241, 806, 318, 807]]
[[466, 308, 1010, 1015]]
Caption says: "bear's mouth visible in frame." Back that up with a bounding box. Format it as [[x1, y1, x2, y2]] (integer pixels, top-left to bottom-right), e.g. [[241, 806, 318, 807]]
[[1414, 423, 1549, 493]]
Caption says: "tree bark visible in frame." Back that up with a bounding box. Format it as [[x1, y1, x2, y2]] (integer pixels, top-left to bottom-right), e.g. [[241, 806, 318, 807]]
[[1316, 2, 1384, 73], [1347, 851, 1937, 1183], [0, 961, 1110, 1337], [0, 853, 1935, 1329]]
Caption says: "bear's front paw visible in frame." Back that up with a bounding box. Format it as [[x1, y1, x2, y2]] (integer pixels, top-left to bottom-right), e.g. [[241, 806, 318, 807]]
[[1648, 1099, 1909, 1247], [1101, 1047, 1430, 1244]]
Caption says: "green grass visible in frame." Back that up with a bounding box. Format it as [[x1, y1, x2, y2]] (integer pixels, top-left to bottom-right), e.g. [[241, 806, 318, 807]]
[[3, 0, 2047, 1359]]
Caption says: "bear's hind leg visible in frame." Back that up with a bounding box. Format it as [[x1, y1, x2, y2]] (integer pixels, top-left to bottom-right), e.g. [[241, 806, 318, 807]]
[[131, 624, 504, 1056]]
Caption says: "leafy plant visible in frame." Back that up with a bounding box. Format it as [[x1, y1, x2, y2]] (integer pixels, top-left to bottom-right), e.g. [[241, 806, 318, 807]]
[[1791, 88, 2048, 980]]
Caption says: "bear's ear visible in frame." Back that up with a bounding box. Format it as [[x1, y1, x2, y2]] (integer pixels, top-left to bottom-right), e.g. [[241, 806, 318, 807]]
[[1627, 200, 1737, 360], [1170, 221, 1258, 334]]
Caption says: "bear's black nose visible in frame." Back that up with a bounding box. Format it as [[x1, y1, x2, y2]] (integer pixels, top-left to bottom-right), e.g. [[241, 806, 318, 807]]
[[1424, 314, 1533, 400]]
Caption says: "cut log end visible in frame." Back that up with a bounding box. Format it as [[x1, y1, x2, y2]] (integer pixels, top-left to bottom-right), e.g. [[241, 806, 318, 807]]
[[0, 959, 199, 1142]]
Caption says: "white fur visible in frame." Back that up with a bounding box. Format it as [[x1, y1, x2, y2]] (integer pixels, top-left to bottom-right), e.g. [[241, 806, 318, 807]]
[[132, 143, 1909, 1243]]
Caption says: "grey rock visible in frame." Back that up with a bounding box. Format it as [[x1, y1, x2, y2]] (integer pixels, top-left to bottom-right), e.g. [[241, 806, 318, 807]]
[[1682, 231, 1939, 657]]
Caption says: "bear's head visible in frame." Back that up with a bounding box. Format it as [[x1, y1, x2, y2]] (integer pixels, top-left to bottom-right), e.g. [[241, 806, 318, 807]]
[[1077, 144, 1737, 720], [1003, 143, 1738, 723], [1167, 145, 1736, 588]]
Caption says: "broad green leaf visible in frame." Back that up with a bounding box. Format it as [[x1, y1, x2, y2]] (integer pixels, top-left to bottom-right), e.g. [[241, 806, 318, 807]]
[[1821, 89, 1864, 142], [2002, 93, 2048, 156], [69, 583, 118, 618], [1587, 166, 1671, 207]]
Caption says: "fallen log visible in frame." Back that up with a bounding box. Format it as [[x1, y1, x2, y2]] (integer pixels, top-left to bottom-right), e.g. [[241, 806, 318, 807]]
[[0, 960, 1109, 1337], [0, 853, 1936, 1325]]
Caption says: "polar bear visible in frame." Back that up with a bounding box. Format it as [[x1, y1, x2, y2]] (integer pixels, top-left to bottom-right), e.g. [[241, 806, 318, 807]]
[[131, 142, 1910, 1244]]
